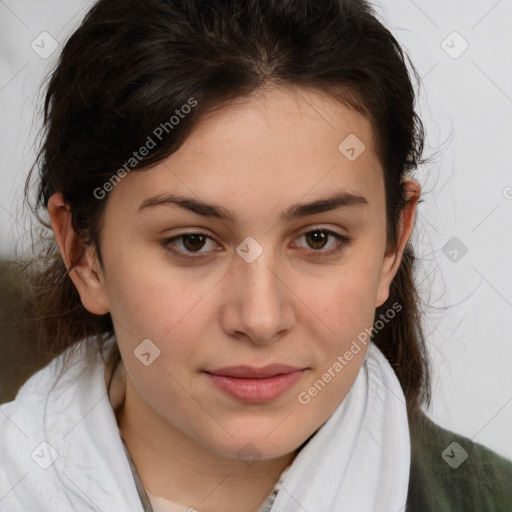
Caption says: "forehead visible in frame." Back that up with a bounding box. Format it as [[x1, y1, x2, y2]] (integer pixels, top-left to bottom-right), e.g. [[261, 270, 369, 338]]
[[178, 84, 378, 169], [106, 85, 384, 221]]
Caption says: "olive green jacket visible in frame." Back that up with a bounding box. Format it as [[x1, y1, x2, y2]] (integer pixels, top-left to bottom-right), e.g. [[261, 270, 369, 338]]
[[406, 409, 512, 511]]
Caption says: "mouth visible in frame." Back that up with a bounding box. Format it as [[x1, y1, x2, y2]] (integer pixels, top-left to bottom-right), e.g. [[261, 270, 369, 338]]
[[203, 364, 307, 403]]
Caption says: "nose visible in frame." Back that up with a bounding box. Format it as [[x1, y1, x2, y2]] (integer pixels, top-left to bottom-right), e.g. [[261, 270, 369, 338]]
[[220, 245, 295, 346]]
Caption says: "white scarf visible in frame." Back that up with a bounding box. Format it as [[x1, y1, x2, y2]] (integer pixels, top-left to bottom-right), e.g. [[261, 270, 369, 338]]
[[0, 337, 410, 512], [272, 341, 411, 512]]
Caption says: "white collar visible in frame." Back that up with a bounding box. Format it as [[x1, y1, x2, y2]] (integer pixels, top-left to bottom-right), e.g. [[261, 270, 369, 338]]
[[0, 337, 142, 511]]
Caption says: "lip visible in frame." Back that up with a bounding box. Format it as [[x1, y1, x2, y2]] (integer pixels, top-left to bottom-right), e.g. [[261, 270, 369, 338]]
[[204, 364, 307, 403], [207, 364, 303, 378]]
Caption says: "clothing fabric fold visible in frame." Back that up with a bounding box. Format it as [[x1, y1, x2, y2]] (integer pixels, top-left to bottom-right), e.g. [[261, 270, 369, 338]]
[[0, 336, 410, 512]]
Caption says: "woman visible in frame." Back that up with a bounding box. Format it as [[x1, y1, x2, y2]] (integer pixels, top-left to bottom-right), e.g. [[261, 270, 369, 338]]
[[0, 0, 510, 511]]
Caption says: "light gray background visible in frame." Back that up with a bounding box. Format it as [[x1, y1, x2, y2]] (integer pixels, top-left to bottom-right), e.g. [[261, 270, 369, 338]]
[[1, 0, 511, 460]]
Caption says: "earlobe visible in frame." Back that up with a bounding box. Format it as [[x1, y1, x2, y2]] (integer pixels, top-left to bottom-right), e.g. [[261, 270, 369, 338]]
[[47, 192, 110, 315], [375, 179, 421, 308]]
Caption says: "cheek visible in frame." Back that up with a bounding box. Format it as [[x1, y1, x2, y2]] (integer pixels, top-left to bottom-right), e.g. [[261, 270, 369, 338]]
[[296, 256, 382, 339], [102, 241, 218, 341], [292, 266, 380, 418]]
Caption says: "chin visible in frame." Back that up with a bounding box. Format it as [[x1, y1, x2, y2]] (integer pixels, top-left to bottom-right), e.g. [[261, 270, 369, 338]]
[[200, 428, 302, 464]]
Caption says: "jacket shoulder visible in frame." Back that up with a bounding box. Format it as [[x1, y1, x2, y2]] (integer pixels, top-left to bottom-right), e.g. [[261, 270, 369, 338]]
[[406, 408, 512, 512]]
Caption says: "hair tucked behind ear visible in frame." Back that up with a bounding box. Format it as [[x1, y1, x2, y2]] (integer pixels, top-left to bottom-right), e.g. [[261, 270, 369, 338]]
[[21, 0, 432, 410]]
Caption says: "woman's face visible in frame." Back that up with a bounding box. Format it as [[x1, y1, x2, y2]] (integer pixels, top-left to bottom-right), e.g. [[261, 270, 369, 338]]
[[55, 85, 417, 462]]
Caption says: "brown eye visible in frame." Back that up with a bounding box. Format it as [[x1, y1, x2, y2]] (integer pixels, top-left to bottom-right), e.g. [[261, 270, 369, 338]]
[[181, 234, 208, 252], [304, 230, 329, 250], [161, 231, 221, 260], [294, 228, 351, 258]]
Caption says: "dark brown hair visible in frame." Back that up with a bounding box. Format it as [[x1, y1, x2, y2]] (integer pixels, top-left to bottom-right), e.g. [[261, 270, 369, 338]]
[[24, 0, 432, 410]]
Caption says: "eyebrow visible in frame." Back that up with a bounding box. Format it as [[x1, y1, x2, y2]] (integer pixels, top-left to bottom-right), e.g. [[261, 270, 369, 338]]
[[138, 190, 368, 222]]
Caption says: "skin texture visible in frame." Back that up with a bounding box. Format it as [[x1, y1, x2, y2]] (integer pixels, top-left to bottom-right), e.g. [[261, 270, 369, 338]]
[[49, 84, 420, 512]]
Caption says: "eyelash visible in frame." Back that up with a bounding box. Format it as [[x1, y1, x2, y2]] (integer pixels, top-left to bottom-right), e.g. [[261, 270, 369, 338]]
[[161, 227, 351, 261]]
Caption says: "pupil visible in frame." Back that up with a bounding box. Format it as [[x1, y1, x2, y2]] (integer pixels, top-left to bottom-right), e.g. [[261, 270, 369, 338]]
[[183, 234, 206, 251], [307, 230, 327, 249]]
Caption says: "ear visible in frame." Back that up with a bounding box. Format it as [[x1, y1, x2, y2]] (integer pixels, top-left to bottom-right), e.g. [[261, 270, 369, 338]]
[[48, 192, 110, 315], [375, 179, 420, 308]]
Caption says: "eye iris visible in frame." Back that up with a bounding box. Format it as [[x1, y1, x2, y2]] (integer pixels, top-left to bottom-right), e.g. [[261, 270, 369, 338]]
[[306, 230, 327, 249], [183, 234, 207, 251]]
